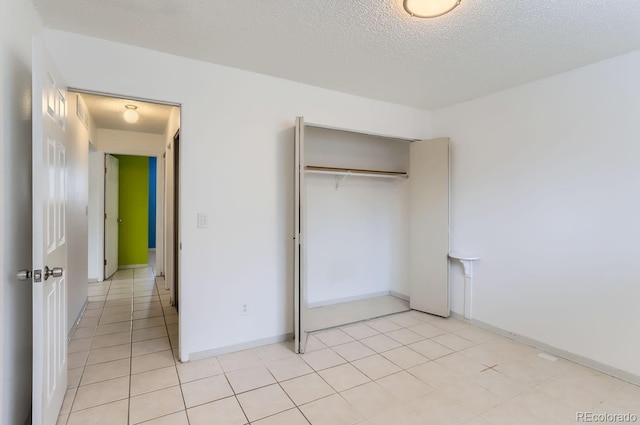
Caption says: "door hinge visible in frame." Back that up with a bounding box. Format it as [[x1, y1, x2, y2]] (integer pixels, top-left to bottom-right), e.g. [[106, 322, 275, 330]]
[[104, 259, 107, 266], [105, 167, 107, 174], [104, 213, 107, 220]]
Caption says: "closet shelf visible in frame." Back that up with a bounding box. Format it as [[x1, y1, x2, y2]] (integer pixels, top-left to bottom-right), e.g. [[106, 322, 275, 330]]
[[305, 165, 408, 179]]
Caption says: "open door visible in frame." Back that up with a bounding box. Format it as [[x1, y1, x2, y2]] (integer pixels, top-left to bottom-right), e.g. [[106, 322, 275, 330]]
[[293, 117, 305, 353], [104, 154, 119, 278], [409, 138, 450, 317], [31, 37, 68, 425]]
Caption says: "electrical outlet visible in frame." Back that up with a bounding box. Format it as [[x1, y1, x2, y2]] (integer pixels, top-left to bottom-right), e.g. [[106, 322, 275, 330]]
[[241, 304, 248, 315]]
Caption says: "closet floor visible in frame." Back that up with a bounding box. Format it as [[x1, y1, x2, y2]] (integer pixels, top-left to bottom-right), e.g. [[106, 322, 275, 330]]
[[305, 294, 409, 332]]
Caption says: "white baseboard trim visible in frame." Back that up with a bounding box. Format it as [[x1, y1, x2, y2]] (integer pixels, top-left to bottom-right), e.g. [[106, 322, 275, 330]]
[[450, 311, 640, 386], [68, 298, 89, 342], [186, 333, 294, 362], [389, 291, 410, 301], [88, 278, 98, 283], [308, 291, 391, 308]]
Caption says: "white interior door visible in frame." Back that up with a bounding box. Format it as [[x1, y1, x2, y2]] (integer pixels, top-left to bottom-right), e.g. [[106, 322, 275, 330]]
[[409, 138, 450, 317], [31, 37, 69, 425], [104, 154, 119, 278]]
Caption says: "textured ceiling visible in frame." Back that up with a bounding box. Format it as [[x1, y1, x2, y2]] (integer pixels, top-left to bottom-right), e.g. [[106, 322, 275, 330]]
[[36, 0, 640, 110], [77, 92, 175, 134]]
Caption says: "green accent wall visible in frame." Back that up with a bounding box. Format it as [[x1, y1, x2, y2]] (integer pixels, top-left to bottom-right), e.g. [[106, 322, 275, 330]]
[[116, 155, 149, 265]]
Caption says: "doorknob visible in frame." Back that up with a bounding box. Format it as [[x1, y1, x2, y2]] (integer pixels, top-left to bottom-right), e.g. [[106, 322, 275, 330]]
[[17, 270, 32, 280], [44, 266, 64, 280], [117, 218, 123, 223]]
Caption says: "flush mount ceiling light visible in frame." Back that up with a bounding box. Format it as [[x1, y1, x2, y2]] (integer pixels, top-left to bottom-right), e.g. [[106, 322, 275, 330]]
[[403, 0, 461, 18], [123, 105, 139, 123]]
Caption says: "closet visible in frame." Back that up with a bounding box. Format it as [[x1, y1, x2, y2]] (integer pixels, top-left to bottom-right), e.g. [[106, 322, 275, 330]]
[[294, 117, 449, 353]]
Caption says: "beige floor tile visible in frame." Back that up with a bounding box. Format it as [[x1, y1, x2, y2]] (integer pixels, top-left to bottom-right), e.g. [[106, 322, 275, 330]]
[[131, 349, 175, 374], [352, 355, 401, 380], [375, 371, 433, 402], [359, 334, 402, 353], [331, 341, 376, 362], [68, 337, 93, 354], [407, 339, 453, 360], [480, 402, 544, 425], [56, 413, 68, 425], [181, 374, 234, 408], [67, 351, 89, 369], [266, 356, 314, 382], [407, 322, 446, 338], [435, 352, 488, 377], [407, 391, 477, 425], [81, 358, 130, 385], [299, 393, 363, 425], [407, 361, 461, 389], [91, 331, 131, 349], [535, 374, 605, 410], [341, 381, 398, 418], [78, 316, 100, 328], [386, 312, 424, 328], [236, 384, 295, 422], [101, 305, 132, 315], [226, 364, 276, 394], [164, 314, 179, 325], [85, 301, 105, 310], [315, 329, 356, 347], [72, 326, 97, 339], [460, 345, 509, 367], [471, 369, 530, 399], [381, 346, 428, 369], [137, 411, 189, 425], [301, 348, 347, 371], [368, 405, 424, 425], [132, 337, 171, 356], [508, 389, 577, 424], [252, 408, 310, 425], [72, 376, 129, 411], [432, 333, 476, 351], [67, 367, 83, 389], [462, 416, 493, 425], [81, 308, 103, 317], [455, 327, 500, 344], [133, 309, 163, 320], [132, 325, 168, 342], [129, 386, 185, 424], [187, 396, 247, 425], [95, 321, 132, 336], [280, 372, 336, 405], [303, 335, 327, 352], [134, 301, 161, 311], [366, 318, 403, 333], [253, 342, 296, 362], [132, 316, 166, 330], [319, 363, 370, 392], [131, 365, 179, 396], [385, 328, 425, 345], [494, 360, 555, 387], [340, 323, 380, 340], [60, 387, 77, 415], [218, 349, 262, 372], [66, 399, 128, 425], [86, 344, 131, 366], [440, 381, 504, 415], [99, 311, 132, 324], [166, 323, 179, 336], [176, 356, 223, 383]]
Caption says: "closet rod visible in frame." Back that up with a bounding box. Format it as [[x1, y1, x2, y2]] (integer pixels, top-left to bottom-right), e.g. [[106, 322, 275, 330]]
[[305, 165, 408, 179]]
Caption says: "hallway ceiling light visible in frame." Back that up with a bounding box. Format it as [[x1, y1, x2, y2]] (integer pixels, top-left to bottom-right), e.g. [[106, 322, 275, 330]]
[[403, 0, 461, 18], [123, 105, 139, 123]]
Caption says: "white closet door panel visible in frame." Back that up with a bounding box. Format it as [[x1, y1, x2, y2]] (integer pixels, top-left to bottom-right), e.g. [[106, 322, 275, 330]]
[[294, 117, 305, 353], [409, 138, 450, 317]]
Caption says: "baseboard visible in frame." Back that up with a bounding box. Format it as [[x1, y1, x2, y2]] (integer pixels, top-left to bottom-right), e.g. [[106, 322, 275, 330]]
[[449, 311, 640, 386], [308, 291, 391, 308], [389, 291, 410, 301], [186, 333, 294, 362], [88, 278, 98, 283]]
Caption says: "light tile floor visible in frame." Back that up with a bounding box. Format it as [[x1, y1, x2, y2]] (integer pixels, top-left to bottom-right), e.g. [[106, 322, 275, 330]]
[[58, 270, 640, 424]]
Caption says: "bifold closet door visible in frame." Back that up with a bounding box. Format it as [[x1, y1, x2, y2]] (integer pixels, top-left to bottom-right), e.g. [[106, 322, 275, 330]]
[[409, 138, 450, 317]]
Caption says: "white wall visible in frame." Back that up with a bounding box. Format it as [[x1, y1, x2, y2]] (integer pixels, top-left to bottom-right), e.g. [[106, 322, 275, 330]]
[[43, 29, 431, 359], [432, 50, 640, 378], [0, 0, 43, 422], [95, 128, 165, 156]]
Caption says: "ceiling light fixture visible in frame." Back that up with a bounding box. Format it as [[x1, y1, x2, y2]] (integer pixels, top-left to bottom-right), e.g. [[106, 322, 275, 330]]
[[403, 0, 461, 18], [123, 105, 139, 123]]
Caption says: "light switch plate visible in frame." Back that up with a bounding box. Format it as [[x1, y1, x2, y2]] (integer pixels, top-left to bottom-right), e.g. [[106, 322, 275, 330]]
[[197, 213, 208, 228]]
